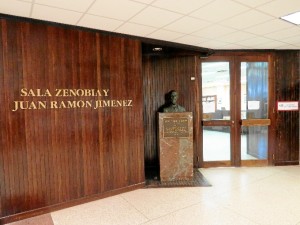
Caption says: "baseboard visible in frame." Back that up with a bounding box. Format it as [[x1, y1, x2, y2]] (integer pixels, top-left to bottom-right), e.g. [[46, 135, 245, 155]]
[[0, 182, 145, 225], [274, 161, 299, 166]]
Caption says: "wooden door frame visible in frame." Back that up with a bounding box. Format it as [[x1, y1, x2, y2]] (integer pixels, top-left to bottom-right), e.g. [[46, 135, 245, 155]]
[[200, 55, 235, 168], [199, 52, 275, 168]]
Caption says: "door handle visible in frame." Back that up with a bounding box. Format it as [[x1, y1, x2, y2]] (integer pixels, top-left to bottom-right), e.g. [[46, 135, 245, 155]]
[[241, 119, 271, 126]]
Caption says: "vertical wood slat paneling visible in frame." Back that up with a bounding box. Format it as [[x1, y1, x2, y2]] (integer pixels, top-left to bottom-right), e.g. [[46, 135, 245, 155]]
[[0, 17, 3, 217], [274, 51, 299, 165], [143, 55, 201, 169], [0, 19, 144, 221]]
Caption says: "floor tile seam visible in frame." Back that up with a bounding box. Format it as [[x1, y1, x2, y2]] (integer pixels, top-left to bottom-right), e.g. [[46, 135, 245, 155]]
[[270, 167, 299, 174], [220, 204, 263, 225], [222, 178, 278, 195], [120, 191, 215, 223], [248, 170, 300, 188], [213, 179, 262, 194], [282, 173, 300, 179], [203, 173, 286, 199], [200, 169, 281, 186], [195, 182, 253, 198], [220, 199, 300, 225], [188, 188, 236, 207], [184, 186, 221, 198], [258, 167, 300, 179], [119, 187, 215, 220], [239, 170, 287, 186], [137, 198, 264, 225], [201, 169, 292, 193], [137, 201, 205, 225], [203, 189, 238, 200], [119, 195, 151, 222]]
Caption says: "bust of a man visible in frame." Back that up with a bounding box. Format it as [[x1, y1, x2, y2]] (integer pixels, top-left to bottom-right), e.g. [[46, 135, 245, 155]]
[[163, 90, 186, 113]]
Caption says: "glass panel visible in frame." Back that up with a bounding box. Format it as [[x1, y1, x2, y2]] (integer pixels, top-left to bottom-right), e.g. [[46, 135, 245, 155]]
[[202, 62, 230, 120], [241, 61, 268, 161], [241, 126, 268, 160], [203, 126, 231, 161], [241, 62, 268, 119]]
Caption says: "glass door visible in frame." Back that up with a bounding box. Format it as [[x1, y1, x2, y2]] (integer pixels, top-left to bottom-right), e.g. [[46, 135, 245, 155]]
[[238, 58, 270, 166], [201, 57, 234, 167], [201, 55, 271, 167]]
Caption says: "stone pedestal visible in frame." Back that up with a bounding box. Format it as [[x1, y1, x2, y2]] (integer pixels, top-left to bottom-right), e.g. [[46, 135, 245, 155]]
[[158, 112, 193, 182]]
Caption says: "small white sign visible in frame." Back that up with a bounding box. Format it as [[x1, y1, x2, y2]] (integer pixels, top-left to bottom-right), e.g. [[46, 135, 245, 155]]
[[248, 101, 260, 110], [277, 101, 299, 111]]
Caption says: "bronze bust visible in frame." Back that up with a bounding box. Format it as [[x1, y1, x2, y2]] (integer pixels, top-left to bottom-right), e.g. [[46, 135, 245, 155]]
[[163, 90, 186, 113]]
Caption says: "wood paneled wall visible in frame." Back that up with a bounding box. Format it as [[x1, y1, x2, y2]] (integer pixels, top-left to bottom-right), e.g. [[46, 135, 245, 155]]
[[273, 50, 299, 165], [0, 16, 298, 224], [143, 55, 201, 168], [0, 19, 144, 222]]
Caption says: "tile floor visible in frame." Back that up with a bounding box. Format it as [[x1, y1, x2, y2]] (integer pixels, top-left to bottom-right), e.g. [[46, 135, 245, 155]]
[[9, 165, 300, 225]]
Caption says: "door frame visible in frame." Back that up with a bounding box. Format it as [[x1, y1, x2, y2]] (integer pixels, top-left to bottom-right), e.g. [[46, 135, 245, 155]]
[[199, 52, 275, 168]]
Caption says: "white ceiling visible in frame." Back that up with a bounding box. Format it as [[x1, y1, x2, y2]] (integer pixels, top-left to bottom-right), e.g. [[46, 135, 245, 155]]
[[1, 0, 300, 50]]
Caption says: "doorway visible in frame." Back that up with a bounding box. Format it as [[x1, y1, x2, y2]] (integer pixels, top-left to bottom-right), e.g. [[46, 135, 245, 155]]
[[201, 55, 272, 167]]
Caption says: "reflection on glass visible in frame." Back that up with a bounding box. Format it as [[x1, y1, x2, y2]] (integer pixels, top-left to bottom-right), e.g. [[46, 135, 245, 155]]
[[203, 126, 231, 161], [241, 62, 268, 161], [241, 62, 268, 119], [202, 62, 230, 120], [241, 126, 268, 160]]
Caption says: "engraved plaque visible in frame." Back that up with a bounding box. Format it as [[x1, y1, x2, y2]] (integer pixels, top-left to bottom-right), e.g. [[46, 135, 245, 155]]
[[163, 118, 189, 138]]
